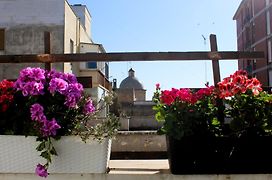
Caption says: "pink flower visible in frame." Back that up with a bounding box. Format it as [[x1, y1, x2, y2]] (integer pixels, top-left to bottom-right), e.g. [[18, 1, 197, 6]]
[[161, 90, 175, 105], [48, 78, 68, 95], [83, 98, 95, 115], [177, 88, 192, 103], [246, 78, 262, 95], [155, 83, 160, 90], [218, 82, 233, 99], [41, 118, 61, 137], [35, 164, 48, 178], [30, 103, 45, 122], [195, 86, 214, 100]]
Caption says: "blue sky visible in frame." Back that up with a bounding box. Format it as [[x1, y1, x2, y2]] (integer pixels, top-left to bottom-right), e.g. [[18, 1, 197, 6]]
[[68, 0, 242, 100]]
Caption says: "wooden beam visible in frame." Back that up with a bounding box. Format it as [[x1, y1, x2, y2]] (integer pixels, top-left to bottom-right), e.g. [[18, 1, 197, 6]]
[[44, 31, 51, 71], [210, 34, 221, 85], [0, 51, 264, 63]]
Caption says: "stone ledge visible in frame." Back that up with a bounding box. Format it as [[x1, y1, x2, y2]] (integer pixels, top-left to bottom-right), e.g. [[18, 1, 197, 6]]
[[1, 174, 272, 180], [2, 160, 272, 180], [111, 131, 166, 153]]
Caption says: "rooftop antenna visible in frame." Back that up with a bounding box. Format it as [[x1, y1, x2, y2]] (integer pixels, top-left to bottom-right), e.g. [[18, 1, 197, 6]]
[[202, 34, 207, 45], [202, 34, 208, 84]]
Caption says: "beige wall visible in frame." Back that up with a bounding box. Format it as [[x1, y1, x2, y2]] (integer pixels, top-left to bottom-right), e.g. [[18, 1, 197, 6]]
[[64, 2, 93, 74], [64, 1, 77, 73], [116, 89, 135, 103], [135, 90, 146, 101]]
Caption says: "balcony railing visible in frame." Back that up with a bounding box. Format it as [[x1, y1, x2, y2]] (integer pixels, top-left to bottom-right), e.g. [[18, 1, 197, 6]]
[[0, 34, 265, 90]]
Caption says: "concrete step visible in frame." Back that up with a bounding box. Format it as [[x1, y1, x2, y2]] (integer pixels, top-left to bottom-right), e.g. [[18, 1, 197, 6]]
[[109, 160, 169, 174]]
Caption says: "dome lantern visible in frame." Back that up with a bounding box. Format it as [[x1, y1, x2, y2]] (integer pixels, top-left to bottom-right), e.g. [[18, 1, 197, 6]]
[[119, 68, 143, 89]]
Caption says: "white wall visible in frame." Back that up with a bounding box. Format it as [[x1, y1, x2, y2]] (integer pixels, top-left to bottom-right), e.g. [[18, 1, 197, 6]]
[[79, 43, 106, 74]]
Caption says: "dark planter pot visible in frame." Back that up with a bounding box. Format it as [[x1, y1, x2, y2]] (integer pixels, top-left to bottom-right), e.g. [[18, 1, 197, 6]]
[[167, 135, 272, 174], [225, 136, 272, 174], [167, 135, 226, 174]]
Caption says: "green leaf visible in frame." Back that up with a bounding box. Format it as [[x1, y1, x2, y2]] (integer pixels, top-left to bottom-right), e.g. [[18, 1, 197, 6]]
[[36, 141, 46, 151], [155, 112, 165, 122], [41, 151, 51, 163], [50, 147, 58, 156], [212, 118, 220, 126]]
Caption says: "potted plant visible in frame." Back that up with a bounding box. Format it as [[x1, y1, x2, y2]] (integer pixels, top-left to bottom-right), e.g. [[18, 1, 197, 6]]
[[153, 70, 272, 174], [0, 67, 119, 178], [153, 83, 222, 174], [217, 70, 272, 173]]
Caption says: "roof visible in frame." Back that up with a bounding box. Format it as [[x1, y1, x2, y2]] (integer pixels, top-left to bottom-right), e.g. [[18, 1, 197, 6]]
[[119, 68, 144, 89], [233, 0, 246, 20], [119, 76, 144, 89]]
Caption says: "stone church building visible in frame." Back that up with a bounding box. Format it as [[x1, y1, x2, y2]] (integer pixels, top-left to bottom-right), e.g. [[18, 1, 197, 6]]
[[114, 68, 161, 130]]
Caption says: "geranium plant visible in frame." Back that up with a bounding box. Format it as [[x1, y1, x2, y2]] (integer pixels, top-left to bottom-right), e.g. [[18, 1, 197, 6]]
[[0, 67, 119, 178], [0, 80, 14, 113], [153, 83, 220, 140], [217, 70, 272, 136], [153, 70, 272, 140]]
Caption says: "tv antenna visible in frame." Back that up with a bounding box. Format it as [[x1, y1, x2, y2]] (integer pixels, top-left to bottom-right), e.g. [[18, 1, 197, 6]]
[[202, 34, 208, 84]]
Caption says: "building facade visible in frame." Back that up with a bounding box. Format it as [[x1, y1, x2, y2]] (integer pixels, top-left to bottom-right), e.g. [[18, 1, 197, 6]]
[[0, 0, 110, 111], [233, 0, 272, 87]]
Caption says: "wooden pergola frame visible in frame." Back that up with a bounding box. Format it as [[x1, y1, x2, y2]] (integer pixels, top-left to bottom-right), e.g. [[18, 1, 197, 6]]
[[0, 34, 265, 85]]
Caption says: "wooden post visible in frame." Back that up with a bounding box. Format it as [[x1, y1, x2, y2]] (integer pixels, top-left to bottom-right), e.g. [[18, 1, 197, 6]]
[[209, 34, 225, 124], [210, 34, 221, 85], [44, 31, 51, 71]]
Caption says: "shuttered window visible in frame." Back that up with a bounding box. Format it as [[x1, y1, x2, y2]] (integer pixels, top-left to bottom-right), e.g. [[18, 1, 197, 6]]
[[0, 29, 4, 50]]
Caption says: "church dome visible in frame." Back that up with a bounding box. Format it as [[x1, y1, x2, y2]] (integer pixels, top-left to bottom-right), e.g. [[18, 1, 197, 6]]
[[119, 68, 144, 89]]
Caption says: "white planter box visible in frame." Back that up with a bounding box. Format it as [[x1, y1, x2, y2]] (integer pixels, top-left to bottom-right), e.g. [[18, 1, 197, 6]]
[[0, 135, 111, 174]]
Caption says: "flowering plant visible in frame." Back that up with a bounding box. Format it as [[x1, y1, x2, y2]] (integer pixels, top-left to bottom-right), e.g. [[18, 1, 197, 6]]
[[217, 70, 272, 136], [153, 70, 272, 141], [0, 80, 14, 112], [0, 67, 119, 178], [153, 84, 220, 140]]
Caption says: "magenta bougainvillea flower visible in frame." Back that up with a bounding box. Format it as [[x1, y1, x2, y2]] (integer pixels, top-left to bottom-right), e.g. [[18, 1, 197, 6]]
[[35, 164, 48, 178], [10, 67, 96, 178], [83, 98, 95, 115]]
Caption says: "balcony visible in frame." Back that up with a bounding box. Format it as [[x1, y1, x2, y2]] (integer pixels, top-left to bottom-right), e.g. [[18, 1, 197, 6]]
[[0, 34, 267, 180]]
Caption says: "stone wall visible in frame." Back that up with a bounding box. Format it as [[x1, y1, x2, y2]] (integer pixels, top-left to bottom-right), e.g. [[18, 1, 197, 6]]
[[0, 25, 64, 80], [0, 0, 66, 80]]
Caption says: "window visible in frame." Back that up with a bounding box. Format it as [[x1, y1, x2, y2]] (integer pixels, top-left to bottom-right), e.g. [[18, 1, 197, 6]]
[[70, 39, 74, 53], [87, 62, 97, 69], [0, 29, 5, 50], [105, 63, 109, 79]]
